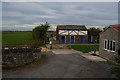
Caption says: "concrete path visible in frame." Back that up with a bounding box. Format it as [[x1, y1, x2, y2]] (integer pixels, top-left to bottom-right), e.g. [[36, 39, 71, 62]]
[[3, 49, 115, 78]]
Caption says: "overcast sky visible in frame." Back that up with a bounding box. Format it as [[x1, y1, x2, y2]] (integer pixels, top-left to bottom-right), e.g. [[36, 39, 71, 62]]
[[1, 0, 119, 2], [2, 2, 118, 31]]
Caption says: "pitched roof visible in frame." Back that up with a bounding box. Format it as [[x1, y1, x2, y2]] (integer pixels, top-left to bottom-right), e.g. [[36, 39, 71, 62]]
[[109, 25, 120, 32], [57, 25, 87, 30], [99, 25, 120, 35]]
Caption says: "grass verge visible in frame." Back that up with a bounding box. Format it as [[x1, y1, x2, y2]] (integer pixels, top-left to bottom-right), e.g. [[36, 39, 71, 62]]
[[67, 45, 99, 53]]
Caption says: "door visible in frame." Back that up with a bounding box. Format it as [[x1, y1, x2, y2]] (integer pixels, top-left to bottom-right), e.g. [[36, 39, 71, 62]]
[[61, 36, 65, 44], [70, 36, 74, 44], [81, 37, 84, 44]]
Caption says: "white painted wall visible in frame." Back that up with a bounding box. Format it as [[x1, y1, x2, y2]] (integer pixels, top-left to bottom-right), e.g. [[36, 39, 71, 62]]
[[59, 30, 87, 35]]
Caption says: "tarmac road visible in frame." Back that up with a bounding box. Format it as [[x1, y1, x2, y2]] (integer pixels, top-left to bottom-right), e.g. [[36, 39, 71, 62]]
[[2, 49, 116, 78]]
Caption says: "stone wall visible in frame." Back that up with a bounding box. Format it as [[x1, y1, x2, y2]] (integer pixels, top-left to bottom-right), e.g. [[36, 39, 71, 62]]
[[99, 27, 119, 61], [2, 48, 41, 68]]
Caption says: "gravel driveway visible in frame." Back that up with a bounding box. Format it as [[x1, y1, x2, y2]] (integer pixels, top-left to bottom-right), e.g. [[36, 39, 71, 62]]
[[3, 49, 116, 78]]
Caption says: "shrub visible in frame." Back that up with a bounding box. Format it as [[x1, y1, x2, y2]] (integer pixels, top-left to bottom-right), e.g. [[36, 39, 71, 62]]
[[32, 24, 50, 41], [28, 39, 43, 48]]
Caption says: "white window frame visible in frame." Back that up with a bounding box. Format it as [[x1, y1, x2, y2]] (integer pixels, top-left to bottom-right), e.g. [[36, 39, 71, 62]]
[[104, 39, 116, 52], [104, 39, 107, 50], [111, 40, 116, 52], [109, 40, 112, 51]]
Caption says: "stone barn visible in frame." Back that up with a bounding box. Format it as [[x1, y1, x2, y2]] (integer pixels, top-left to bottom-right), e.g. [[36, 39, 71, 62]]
[[99, 25, 120, 61], [56, 25, 88, 44]]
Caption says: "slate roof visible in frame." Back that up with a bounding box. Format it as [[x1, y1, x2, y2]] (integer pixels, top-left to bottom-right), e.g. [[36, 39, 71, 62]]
[[57, 25, 87, 30]]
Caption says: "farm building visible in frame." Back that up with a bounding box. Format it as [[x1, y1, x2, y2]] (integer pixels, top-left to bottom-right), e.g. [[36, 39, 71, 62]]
[[99, 25, 120, 61], [88, 31, 101, 44], [56, 25, 88, 44]]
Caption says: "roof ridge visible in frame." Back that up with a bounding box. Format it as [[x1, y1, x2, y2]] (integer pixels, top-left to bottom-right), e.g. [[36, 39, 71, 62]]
[[57, 25, 87, 30]]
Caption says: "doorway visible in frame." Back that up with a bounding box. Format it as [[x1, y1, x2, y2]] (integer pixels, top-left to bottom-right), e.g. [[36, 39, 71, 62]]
[[81, 37, 84, 44], [70, 36, 75, 44], [61, 36, 65, 44]]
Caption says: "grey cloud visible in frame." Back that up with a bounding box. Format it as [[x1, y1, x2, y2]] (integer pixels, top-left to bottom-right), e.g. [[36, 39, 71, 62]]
[[2, 2, 118, 31]]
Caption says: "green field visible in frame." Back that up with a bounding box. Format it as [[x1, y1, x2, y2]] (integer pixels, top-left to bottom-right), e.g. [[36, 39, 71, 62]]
[[68, 45, 99, 53], [2, 31, 33, 47]]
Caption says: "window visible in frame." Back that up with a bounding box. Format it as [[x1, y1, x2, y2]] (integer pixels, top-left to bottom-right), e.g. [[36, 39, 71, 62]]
[[112, 41, 116, 51], [104, 39, 116, 52], [110, 40, 112, 50], [107, 40, 109, 50], [104, 40, 107, 49]]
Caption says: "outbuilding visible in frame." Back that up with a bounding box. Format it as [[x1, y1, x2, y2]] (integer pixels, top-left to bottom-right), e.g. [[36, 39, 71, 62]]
[[88, 31, 101, 44], [56, 25, 88, 44], [99, 25, 120, 61]]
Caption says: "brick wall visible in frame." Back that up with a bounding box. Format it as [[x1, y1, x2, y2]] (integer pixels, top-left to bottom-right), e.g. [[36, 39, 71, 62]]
[[66, 35, 70, 44], [56, 35, 88, 44]]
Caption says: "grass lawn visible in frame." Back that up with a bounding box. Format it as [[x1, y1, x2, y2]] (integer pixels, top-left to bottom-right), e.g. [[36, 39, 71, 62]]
[[67, 45, 99, 53], [2, 31, 33, 47]]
